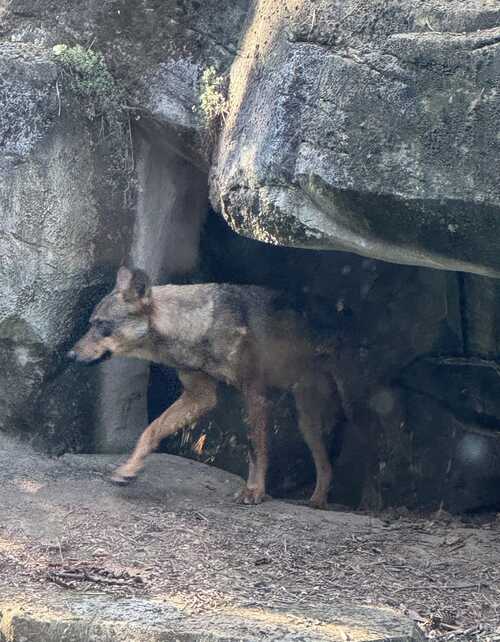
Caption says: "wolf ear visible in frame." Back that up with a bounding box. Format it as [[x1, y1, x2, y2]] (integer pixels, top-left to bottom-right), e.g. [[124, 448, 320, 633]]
[[116, 266, 133, 291], [116, 266, 151, 301], [130, 269, 151, 300]]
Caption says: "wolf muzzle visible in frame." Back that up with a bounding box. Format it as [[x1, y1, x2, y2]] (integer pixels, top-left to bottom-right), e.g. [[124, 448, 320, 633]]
[[66, 350, 112, 365]]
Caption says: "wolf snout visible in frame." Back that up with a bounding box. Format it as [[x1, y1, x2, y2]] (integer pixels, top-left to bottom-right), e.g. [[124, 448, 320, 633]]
[[66, 348, 89, 363], [67, 349, 113, 365]]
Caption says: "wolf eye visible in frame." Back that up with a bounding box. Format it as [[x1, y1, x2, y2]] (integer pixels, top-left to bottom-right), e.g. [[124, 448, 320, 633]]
[[95, 321, 113, 337]]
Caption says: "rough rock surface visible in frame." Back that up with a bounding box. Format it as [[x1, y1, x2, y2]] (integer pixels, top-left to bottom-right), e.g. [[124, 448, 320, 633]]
[[210, 0, 500, 277], [2, 0, 250, 168], [0, 43, 131, 453], [0, 438, 423, 642]]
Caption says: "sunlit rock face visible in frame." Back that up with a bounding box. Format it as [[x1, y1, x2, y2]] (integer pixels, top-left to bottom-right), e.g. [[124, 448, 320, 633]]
[[210, 0, 500, 277]]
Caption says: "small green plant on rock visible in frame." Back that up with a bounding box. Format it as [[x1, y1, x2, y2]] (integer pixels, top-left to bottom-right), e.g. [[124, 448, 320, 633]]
[[198, 66, 228, 133], [52, 43, 134, 205], [52, 43, 125, 136]]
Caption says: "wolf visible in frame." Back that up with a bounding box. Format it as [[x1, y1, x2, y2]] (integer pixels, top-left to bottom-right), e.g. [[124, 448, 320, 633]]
[[68, 266, 343, 508]]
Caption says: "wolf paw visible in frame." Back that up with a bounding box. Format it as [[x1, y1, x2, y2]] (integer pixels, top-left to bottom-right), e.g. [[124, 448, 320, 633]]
[[110, 470, 138, 486], [234, 487, 269, 505], [308, 494, 329, 510]]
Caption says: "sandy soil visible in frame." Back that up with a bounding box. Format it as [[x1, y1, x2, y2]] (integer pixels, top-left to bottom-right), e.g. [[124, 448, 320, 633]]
[[1, 433, 499, 641]]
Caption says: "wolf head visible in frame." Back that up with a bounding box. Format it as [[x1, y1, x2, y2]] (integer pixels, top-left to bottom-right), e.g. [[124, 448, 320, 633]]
[[68, 267, 152, 364]]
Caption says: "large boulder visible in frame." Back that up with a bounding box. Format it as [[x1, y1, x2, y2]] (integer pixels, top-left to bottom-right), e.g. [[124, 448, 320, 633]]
[[0, 44, 131, 452], [210, 0, 500, 277], [204, 0, 500, 508]]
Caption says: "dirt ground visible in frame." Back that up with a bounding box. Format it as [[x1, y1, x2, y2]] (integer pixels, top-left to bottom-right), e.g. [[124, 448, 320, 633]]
[[1, 433, 499, 641]]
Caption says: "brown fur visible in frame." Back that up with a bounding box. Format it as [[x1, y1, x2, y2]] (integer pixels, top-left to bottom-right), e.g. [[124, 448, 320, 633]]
[[69, 267, 343, 508]]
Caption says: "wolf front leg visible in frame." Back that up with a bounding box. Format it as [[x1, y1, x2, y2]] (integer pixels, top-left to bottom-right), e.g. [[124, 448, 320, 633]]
[[236, 384, 270, 505], [111, 370, 217, 484]]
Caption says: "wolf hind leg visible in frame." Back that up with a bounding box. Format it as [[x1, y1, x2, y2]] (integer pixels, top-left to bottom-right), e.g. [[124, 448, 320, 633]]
[[235, 383, 270, 505], [293, 374, 334, 509]]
